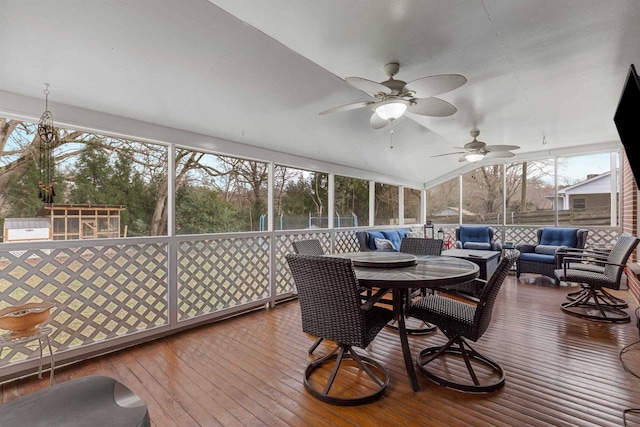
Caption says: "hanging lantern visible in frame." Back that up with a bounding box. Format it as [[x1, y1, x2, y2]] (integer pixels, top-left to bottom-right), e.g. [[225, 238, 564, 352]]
[[37, 83, 57, 204]]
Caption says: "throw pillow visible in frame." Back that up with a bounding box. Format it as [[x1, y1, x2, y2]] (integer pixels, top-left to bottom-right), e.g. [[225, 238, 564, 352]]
[[374, 238, 397, 251]]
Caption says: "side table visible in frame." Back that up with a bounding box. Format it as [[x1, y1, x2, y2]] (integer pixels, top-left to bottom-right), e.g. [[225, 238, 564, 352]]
[[0, 326, 55, 386]]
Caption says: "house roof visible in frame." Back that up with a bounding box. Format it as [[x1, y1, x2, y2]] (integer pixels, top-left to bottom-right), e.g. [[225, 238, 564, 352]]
[[556, 170, 620, 195]]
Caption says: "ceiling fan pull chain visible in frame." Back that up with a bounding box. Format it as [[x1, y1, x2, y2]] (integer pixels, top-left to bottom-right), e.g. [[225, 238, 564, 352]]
[[390, 126, 394, 149]]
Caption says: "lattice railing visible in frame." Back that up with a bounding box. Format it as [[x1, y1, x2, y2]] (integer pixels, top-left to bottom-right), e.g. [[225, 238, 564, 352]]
[[177, 236, 271, 320], [0, 225, 622, 379], [0, 242, 168, 364]]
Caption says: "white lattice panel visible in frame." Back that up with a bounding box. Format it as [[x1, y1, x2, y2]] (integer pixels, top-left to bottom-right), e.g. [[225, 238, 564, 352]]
[[178, 237, 270, 320], [0, 243, 168, 365]]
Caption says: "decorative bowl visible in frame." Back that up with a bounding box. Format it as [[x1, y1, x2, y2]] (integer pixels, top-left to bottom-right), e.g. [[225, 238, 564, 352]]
[[0, 302, 55, 338]]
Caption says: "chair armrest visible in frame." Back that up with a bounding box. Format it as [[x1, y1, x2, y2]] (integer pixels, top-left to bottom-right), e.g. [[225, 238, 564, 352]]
[[515, 243, 536, 253], [491, 242, 503, 251], [561, 257, 624, 277], [559, 250, 609, 262], [360, 287, 391, 311]]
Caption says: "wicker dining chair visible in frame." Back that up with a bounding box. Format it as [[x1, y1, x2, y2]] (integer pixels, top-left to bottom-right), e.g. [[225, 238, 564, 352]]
[[555, 233, 639, 323], [399, 237, 444, 256], [408, 250, 519, 393], [292, 239, 324, 256], [285, 254, 394, 406], [292, 239, 326, 354], [386, 238, 444, 335]]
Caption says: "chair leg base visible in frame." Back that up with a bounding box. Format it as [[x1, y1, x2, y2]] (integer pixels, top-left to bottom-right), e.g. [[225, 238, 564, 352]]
[[304, 345, 389, 406], [416, 338, 505, 393], [566, 288, 628, 308], [561, 301, 630, 323], [386, 318, 436, 335], [561, 288, 630, 323], [308, 337, 323, 354]]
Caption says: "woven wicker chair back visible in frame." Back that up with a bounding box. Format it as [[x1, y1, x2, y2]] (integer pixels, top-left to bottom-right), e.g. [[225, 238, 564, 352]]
[[474, 250, 520, 338], [292, 239, 324, 255], [285, 254, 370, 348], [603, 233, 640, 281], [399, 238, 443, 256]]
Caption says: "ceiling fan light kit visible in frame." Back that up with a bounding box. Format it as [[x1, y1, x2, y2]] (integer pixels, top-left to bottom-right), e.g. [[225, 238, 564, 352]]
[[320, 63, 466, 129], [464, 152, 485, 162], [375, 99, 408, 120]]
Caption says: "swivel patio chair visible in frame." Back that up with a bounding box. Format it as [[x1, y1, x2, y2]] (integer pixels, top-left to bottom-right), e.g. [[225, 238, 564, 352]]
[[555, 233, 639, 323], [516, 227, 588, 284], [285, 254, 394, 405], [408, 250, 519, 393], [292, 239, 326, 354], [559, 246, 628, 308], [399, 237, 444, 256], [292, 239, 325, 256], [386, 237, 444, 335]]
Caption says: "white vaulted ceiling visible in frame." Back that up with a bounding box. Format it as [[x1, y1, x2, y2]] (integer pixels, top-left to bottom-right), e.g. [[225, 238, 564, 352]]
[[1, 0, 639, 187]]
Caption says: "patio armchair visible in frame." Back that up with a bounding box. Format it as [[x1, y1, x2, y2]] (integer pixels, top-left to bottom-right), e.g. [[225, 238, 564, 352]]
[[285, 254, 394, 405], [454, 226, 502, 251], [516, 227, 589, 284], [555, 233, 639, 322]]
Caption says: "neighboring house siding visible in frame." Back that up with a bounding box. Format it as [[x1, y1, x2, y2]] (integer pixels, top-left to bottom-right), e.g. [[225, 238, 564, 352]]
[[568, 193, 615, 210]]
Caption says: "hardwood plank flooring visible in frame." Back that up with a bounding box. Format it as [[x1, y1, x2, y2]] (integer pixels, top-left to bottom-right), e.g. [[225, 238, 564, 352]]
[[4, 273, 640, 426]]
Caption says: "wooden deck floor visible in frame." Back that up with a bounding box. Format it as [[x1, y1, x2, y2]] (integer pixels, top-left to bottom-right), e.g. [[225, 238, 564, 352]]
[[4, 274, 640, 426]]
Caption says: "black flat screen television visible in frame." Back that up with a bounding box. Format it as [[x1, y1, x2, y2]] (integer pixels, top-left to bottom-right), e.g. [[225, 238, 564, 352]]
[[614, 64, 640, 186]]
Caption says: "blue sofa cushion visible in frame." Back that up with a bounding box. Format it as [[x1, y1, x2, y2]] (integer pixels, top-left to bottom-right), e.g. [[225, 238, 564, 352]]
[[459, 226, 491, 244], [464, 242, 492, 250], [535, 244, 561, 255], [381, 229, 409, 251], [366, 231, 386, 250], [520, 252, 555, 264], [539, 227, 578, 247]]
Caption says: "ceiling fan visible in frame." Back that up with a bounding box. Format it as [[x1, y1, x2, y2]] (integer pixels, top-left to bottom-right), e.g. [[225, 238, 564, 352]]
[[432, 129, 520, 163], [320, 63, 466, 129]]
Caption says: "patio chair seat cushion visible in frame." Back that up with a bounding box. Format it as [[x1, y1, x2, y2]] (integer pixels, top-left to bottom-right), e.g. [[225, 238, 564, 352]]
[[519, 252, 555, 264], [535, 244, 563, 255], [0, 375, 150, 427], [464, 242, 492, 250]]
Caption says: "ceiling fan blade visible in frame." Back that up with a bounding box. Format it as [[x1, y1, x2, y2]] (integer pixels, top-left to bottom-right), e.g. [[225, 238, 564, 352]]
[[485, 144, 520, 151], [404, 74, 467, 98], [319, 101, 373, 115], [407, 97, 457, 117], [430, 151, 465, 158], [345, 77, 392, 95], [370, 112, 390, 129], [485, 151, 515, 158]]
